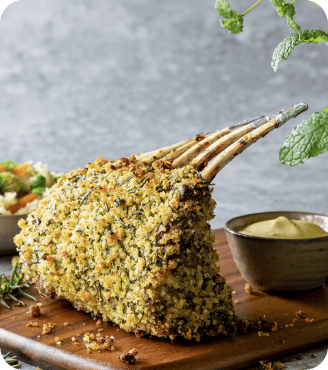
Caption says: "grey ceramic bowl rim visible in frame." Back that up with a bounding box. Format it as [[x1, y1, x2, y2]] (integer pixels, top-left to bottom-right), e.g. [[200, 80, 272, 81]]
[[225, 210, 328, 242]]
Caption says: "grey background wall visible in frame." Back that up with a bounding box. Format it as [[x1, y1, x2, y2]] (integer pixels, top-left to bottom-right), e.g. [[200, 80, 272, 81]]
[[0, 0, 327, 228]]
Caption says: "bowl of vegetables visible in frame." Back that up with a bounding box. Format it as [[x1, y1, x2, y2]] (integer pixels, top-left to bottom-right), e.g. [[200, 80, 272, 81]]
[[0, 160, 59, 255]]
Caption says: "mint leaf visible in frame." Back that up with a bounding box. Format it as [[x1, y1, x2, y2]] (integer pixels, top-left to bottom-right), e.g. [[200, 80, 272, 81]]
[[220, 16, 243, 34], [31, 187, 46, 196], [272, 30, 328, 71], [31, 175, 46, 190], [269, 0, 301, 31], [0, 160, 18, 171], [279, 112, 328, 165], [215, 0, 243, 34], [323, 106, 328, 113], [215, 0, 238, 18]]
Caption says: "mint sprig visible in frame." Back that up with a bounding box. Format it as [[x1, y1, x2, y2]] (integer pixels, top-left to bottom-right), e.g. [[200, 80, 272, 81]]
[[272, 29, 328, 71], [215, 0, 327, 71], [270, 0, 301, 32], [215, 0, 243, 34], [279, 108, 328, 166]]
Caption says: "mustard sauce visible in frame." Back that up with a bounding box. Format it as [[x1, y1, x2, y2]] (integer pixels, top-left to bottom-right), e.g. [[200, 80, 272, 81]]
[[239, 216, 327, 239]]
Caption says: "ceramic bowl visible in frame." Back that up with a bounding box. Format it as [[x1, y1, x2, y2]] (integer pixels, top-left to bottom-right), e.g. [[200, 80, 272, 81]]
[[0, 215, 27, 256], [224, 211, 328, 292]]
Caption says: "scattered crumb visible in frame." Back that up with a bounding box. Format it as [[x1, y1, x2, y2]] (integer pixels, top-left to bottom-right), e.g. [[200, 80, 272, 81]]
[[292, 319, 298, 324], [37, 335, 41, 339], [98, 328, 104, 332], [285, 314, 288, 317], [232, 291, 236, 295], [245, 283, 253, 294], [75, 342, 80, 346], [37, 303, 42, 307], [42, 323, 55, 334], [63, 322, 69, 326], [258, 360, 284, 369], [56, 341, 62, 345], [285, 324, 293, 328], [258, 331, 270, 337], [116, 328, 124, 332], [295, 310, 305, 318], [87, 348, 92, 354], [26, 321, 39, 327], [96, 319, 102, 326], [296, 356, 303, 360], [71, 337, 77, 342], [55, 337, 60, 341], [118, 348, 138, 364], [305, 318, 314, 323], [271, 326, 278, 332], [234, 299, 239, 304], [28, 304, 41, 317], [83, 323, 86, 326], [76, 333, 80, 337], [311, 354, 316, 358]]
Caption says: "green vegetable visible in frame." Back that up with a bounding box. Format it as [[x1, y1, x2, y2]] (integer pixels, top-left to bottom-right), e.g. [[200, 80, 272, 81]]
[[0, 160, 18, 171], [31, 186, 46, 196], [214, 0, 327, 71], [279, 109, 328, 165], [0, 172, 29, 194], [0, 263, 36, 310], [272, 29, 328, 71], [30, 175, 46, 190]]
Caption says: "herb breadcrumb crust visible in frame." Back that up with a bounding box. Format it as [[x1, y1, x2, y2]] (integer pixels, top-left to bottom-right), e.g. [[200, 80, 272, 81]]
[[15, 156, 239, 341]]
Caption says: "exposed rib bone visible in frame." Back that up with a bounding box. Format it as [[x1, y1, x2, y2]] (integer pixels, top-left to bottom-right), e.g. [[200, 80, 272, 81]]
[[135, 136, 196, 162], [201, 103, 309, 183]]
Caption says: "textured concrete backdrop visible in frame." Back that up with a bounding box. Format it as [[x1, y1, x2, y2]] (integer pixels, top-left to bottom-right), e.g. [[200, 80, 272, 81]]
[[0, 0, 327, 228]]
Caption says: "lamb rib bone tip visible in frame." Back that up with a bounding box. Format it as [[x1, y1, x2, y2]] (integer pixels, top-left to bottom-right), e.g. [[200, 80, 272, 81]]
[[200, 103, 308, 183]]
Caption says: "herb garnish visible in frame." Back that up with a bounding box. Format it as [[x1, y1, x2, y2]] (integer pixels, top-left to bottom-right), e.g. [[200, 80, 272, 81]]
[[0, 263, 36, 310], [215, 0, 328, 71], [2, 351, 21, 368], [279, 106, 328, 165]]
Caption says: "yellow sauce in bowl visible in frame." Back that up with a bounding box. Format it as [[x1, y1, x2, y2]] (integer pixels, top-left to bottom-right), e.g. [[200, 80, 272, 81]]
[[239, 216, 327, 239]]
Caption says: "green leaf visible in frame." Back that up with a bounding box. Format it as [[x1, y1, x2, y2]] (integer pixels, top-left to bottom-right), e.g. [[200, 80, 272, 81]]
[[31, 187, 46, 196], [30, 175, 46, 190], [279, 112, 328, 165], [220, 16, 243, 34], [0, 160, 18, 171], [272, 29, 328, 71], [215, 0, 243, 34], [269, 0, 301, 31], [215, 0, 238, 18], [322, 106, 328, 112]]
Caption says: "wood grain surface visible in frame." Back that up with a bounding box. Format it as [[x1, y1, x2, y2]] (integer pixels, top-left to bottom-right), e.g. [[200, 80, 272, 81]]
[[0, 229, 327, 370]]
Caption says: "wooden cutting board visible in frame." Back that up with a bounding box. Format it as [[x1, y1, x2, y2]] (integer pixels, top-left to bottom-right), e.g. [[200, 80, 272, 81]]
[[0, 229, 327, 370]]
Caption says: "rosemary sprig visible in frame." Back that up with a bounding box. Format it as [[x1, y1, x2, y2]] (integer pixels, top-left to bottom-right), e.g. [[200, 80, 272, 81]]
[[0, 263, 36, 310], [2, 351, 21, 368]]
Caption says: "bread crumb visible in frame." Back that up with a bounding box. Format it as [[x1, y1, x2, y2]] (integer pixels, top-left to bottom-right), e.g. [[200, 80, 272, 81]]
[[234, 299, 239, 304], [311, 354, 316, 358], [232, 291, 236, 295], [118, 348, 138, 364], [258, 331, 270, 337], [64, 322, 69, 326], [245, 283, 253, 294], [42, 323, 55, 334], [27, 304, 41, 317], [96, 319, 102, 326], [305, 318, 314, 323]]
